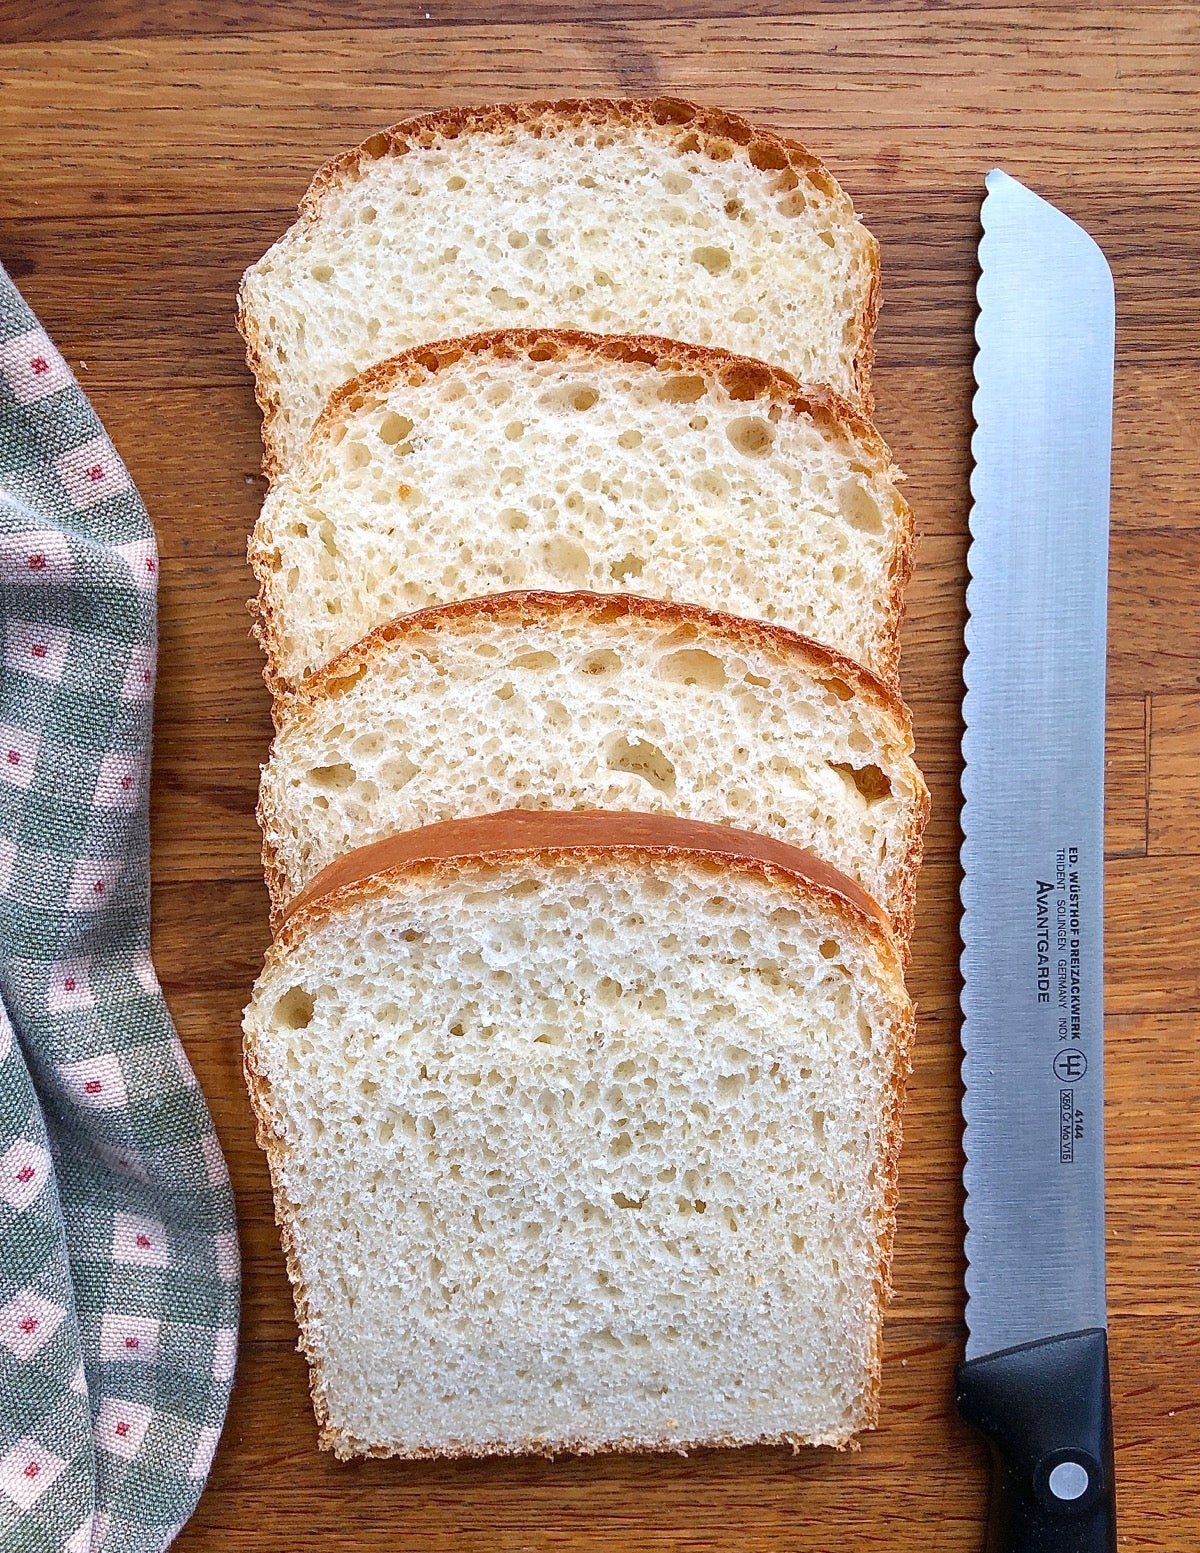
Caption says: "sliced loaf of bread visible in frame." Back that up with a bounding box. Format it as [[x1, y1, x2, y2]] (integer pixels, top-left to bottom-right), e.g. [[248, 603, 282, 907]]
[[243, 809, 915, 1459], [249, 330, 911, 692], [238, 98, 880, 472], [258, 592, 928, 943]]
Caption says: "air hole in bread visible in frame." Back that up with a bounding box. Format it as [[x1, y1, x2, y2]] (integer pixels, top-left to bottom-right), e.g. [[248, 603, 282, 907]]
[[727, 416, 776, 457], [508, 230, 529, 249], [308, 761, 356, 791], [657, 374, 706, 405], [504, 421, 525, 442], [509, 650, 559, 672], [778, 191, 809, 219], [605, 735, 677, 796], [310, 263, 334, 283], [658, 648, 728, 690], [617, 428, 642, 449], [542, 535, 591, 585], [379, 752, 418, 788], [378, 412, 415, 447], [823, 677, 854, 701], [579, 649, 620, 677], [692, 245, 731, 276], [341, 440, 371, 471], [609, 553, 644, 585], [499, 508, 528, 532], [696, 469, 729, 502], [488, 287, 528, 312], [841, 479, 885, 535], [322, 662, 366, 695], [541, 382, 600, 413], [829, 762, 892, 804], [273, 985, 314, 1031], [661, 170, 692, 195]]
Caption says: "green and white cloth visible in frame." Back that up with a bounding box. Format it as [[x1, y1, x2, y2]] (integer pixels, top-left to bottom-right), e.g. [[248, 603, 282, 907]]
[[0, 264, 239, 1551]]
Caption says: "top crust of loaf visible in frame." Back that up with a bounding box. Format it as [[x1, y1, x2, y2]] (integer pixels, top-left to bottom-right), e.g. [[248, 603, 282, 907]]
[[316, 327, 892, 465], [283, 806, 894, 931], [292, 588, 913, 734], [239, 97, 881, 476], [275, 808, 905, 983]]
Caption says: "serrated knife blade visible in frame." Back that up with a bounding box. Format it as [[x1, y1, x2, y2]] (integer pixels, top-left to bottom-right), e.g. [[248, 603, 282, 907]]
[[955, 170, 1117, 1552]]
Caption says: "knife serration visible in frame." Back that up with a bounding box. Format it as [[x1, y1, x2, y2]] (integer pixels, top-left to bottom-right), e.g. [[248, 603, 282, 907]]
[[961, 170, 1114, 1360]]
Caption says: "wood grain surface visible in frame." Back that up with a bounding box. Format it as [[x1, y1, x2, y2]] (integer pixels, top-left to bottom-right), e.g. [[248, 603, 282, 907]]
[[2, 3, 1198, 1548]]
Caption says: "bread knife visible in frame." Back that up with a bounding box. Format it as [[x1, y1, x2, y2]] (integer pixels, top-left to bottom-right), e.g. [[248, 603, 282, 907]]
[[957, 169, 1117, 1551]]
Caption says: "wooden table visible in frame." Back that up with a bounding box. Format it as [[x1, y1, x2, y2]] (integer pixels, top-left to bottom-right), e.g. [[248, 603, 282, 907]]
[[2, 3, 1198, 1548]]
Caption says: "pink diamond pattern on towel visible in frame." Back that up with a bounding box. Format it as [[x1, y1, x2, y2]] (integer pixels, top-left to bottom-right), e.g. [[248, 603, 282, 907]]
[[93, 1136, 150, 1184], [0, 1139, 51, 1212], [113, 1211, 171, 1269], [0, 725, 38, 791], [0, 527, 72, 583], [54, 435, 131, 512], [93, 751, 143, 810], [58, 1053, 127, 1110], [94, 1398, 153, 1460], [66, 857, 122, 911], [0, 1290, 67, 1360], [0, 327, 73, 405], [4, 620, 69, 683], [47, 957, 95, 1016], [0, 1438, 67, 1510], [99, 1311, 160, 1365], [114, 538, 159, 592], [120, 642, 155, 702]]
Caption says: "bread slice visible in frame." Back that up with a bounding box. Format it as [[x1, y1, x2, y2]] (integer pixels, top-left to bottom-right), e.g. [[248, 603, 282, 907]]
[[248, 330, 911, 692], [242, 809, 915, 1459], [237, 98, 881, 473], [258, 591, 928, 946]]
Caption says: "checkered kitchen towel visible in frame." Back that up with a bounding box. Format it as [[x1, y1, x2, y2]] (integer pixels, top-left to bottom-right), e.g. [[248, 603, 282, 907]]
[[0, 263, 239, 1551]]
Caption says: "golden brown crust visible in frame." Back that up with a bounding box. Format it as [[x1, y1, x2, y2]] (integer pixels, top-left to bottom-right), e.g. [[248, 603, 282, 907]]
[[283, 807, 891, 929], [236, 96, 881, 477], [316, 328, 892, 465], [257, 590, 928, 948], [304, 97, 834, 229], [243, 829, 912, 1457], [300, 588, 910, 727]]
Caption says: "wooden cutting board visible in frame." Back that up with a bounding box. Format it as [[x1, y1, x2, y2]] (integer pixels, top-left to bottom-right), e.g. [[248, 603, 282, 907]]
[[2, 4, 1197, 1548]]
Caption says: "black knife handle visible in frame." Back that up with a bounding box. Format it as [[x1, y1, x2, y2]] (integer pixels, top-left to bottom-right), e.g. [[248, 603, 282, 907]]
[[956, 1328, 1116, 1553]]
